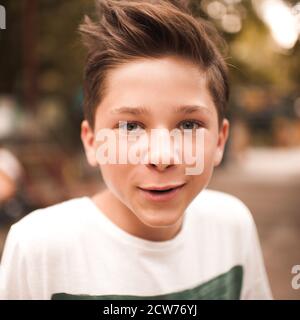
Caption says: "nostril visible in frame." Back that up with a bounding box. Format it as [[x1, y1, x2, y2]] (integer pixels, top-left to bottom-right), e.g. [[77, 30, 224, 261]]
[[149, 163, 174, 170]]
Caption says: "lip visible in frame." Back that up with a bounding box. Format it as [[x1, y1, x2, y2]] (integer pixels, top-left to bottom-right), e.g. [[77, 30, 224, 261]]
[[139, 183, 186, 191], [138, 183, 186, 202]]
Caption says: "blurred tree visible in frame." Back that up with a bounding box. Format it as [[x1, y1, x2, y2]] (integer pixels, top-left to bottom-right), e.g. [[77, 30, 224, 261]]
[[0, 0, 299, 148], [0, 0, 22, 95]]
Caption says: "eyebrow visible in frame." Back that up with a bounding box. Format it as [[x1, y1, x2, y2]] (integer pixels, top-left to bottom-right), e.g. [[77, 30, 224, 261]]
[[110, 104, 212, 115]]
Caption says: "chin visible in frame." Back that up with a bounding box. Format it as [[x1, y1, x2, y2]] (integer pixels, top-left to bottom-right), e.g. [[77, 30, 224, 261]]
[[137, 208, 183, 228]]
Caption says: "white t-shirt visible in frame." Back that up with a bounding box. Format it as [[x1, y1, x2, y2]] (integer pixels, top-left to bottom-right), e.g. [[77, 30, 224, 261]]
[[0, 189, 272, 300]]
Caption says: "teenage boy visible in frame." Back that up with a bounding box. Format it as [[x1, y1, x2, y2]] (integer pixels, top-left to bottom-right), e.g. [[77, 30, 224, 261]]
[[0, 0, 272, 300]]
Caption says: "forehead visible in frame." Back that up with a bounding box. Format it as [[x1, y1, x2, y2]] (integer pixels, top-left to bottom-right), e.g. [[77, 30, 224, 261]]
[[97, 56, 217, 118]]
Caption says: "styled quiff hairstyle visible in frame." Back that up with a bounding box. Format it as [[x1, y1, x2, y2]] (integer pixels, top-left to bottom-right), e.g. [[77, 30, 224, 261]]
[[79, 0, 229, 129]]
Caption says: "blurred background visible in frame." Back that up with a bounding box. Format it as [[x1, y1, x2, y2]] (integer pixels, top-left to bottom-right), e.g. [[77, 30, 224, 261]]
[[0, 0, 299, 299]]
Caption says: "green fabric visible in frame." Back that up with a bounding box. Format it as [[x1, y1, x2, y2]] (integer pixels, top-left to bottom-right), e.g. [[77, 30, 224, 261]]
[[51, 265, 243, 300]]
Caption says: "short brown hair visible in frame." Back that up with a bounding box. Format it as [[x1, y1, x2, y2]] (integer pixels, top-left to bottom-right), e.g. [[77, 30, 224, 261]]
[[79, 0, 229, 129]]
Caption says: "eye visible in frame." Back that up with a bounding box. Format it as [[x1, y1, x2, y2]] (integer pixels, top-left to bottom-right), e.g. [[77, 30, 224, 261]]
[[117, 121, 144, 132], [178, 120, 202, 130]]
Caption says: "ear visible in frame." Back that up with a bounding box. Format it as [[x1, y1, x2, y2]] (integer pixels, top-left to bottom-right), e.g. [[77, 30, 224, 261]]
[[213, 118, 230, 167], [81, 120, 98, 167]]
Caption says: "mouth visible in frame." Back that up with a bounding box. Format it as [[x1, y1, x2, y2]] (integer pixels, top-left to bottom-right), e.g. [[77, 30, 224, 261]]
[[137, 183, 186, 202]]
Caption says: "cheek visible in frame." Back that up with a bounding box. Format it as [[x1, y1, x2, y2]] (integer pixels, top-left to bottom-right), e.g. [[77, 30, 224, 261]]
[[203, 130, 218, 162], [182, 131, 216, 180], [99, 164, 133, 196], [182, 130, 217, 169]]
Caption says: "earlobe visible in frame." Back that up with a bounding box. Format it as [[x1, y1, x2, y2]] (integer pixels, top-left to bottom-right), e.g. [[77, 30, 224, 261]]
[[214, 118, 230, 167], [81, 120, 98, 167], [214, 150, 223, 167]]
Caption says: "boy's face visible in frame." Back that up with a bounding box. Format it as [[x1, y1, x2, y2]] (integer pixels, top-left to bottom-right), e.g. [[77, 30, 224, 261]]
[[81, 55, 229, 239]]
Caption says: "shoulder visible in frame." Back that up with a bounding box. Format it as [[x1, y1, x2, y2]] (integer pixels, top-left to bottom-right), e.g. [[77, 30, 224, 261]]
[[187, 188, 255, 233], [7, 197, 92, 252], [13, 196, 89, 231]]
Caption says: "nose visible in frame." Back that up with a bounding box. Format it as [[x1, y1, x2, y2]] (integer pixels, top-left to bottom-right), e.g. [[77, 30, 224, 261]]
[[148, 162, 174, 172], [147, 147, 176, 171], [145, 128, 179, 172]]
